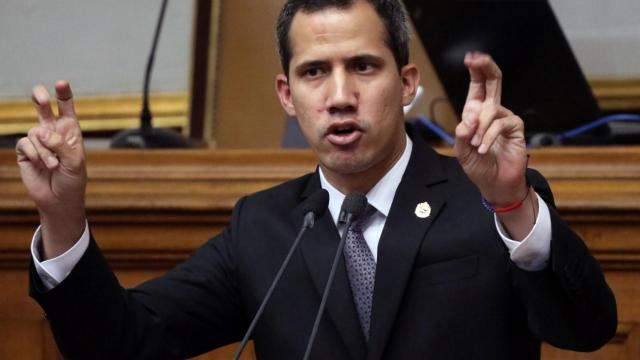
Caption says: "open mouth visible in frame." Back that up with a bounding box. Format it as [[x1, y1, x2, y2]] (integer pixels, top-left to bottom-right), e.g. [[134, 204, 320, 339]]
[[326, 122, 362, 146], [333, 125, 355, 135]]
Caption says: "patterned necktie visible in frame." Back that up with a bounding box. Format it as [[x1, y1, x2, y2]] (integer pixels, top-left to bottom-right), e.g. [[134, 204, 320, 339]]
[[343, 205, 377, 340]]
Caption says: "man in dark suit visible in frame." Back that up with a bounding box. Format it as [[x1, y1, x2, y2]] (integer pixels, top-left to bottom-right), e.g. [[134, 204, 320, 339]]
[[18, 0, 616, 359]]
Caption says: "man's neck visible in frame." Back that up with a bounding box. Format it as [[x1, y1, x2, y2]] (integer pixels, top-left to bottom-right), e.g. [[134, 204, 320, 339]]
[[321, 135, 409, 194], [322, 171, 380, 195]]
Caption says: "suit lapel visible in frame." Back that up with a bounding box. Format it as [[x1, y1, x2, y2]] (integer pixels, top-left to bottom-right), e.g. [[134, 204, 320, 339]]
[[366, 138, 449, 360], [295, 173, 368, 360]]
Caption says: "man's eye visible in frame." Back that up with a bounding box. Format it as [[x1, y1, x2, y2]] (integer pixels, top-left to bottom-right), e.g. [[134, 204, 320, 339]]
[[304, 68, 323, 78], [354, 63, 374, 73]]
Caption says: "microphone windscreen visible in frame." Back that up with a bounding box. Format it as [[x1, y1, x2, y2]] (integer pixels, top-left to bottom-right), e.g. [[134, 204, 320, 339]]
[[303, 189, 330, 217], [341, 192, 367, 219]]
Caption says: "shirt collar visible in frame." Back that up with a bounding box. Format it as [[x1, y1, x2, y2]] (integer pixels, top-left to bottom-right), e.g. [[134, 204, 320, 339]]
[[319, 134, 413, 225]]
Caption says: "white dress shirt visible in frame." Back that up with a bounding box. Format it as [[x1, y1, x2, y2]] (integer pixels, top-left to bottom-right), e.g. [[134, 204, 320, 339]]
[[33, 134, 551, 290]]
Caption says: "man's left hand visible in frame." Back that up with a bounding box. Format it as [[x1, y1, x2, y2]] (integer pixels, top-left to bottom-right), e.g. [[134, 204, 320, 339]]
[[454, 52, 529, 208]]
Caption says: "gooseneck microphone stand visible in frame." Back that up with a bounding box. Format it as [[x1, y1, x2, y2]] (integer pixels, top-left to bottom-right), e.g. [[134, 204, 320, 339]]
[[111, 0, 191, 148]]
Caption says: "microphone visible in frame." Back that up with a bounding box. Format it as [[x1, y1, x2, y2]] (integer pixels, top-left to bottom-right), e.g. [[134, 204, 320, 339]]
[[233, 189, 329, 360], [303, 192, 367, 360], [337, 192, 368, 226], [302, 189, 329, 229], [111, 0, 191, 148]]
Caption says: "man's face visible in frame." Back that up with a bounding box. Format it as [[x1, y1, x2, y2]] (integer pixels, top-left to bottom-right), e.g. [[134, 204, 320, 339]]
[[276, 0, 419, 192]]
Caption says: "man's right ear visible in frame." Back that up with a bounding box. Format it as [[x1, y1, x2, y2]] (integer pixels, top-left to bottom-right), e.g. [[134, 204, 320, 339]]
[[275, 74, 297, 116]]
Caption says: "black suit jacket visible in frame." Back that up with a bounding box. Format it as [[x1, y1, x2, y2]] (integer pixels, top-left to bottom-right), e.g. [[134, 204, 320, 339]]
[[30, 133, 617, 359]]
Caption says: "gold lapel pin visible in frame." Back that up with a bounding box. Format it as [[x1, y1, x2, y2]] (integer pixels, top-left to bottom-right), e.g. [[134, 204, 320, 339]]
[[415, 201, 431, 219]]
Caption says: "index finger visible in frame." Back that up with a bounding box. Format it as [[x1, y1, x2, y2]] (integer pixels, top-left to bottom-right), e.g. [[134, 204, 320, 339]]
[[31, 85, 56, 131], [464, 52, 503, 105], [55, 80, 77, 118]]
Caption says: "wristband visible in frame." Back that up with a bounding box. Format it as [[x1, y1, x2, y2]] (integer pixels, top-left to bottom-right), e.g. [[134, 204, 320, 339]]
[[481, 187, 531, 213]]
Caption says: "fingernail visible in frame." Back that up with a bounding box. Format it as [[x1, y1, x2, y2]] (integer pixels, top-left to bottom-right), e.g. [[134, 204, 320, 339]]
[[478, 144, 488, 154], [47, 156, 59, 167], [471, 134, 481, 146], [32, 87, 49, 104]]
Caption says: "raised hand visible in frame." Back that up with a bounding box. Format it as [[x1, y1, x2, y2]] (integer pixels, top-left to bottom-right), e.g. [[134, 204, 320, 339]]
[[16, 81, 87, 259], [454, 52, 529, 208], [454, 53, 537, 239]]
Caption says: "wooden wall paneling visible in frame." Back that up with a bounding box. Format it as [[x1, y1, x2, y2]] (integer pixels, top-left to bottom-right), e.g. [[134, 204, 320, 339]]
[[590, 79, 640, 112], [0, 270, 54, 359], [1, 146, 640, 359], [212, 0, 286, 148], [0, 94, 188, 136], [625, 323, 640, 359], [189, 0, 221, 144]]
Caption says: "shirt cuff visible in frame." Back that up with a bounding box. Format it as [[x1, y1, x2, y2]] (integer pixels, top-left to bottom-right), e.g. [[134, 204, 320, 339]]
[[31, 221, 90, 290], [495, 192, 552, 271]]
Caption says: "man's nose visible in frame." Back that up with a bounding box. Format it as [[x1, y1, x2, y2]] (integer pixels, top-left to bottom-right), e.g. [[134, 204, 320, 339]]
[[326, 69, 357, 114]]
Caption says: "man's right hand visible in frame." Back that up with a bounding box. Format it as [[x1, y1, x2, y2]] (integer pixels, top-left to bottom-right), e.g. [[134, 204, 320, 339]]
[[16, 81, 87, 260]]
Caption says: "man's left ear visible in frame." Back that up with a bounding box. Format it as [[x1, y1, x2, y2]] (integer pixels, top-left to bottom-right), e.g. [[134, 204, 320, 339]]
[[400, 64, 420, 106]]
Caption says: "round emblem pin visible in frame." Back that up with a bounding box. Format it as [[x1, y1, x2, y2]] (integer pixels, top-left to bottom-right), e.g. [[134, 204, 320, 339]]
[[415, 201, 431, 219]]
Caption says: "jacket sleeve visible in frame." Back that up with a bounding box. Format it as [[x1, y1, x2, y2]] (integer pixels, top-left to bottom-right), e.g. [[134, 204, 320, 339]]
[[29, 197, 249, 359], [509, 169, 617, 352]]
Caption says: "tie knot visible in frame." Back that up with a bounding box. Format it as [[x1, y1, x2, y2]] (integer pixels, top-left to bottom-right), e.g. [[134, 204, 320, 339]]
[[350, 204, 377, 232]]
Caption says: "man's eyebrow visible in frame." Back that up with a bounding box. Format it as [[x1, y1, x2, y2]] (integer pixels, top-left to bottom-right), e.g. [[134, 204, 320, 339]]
[[349, 54, 385, 64], [293, 54, 385, 73], [294, 60, 328, 73]]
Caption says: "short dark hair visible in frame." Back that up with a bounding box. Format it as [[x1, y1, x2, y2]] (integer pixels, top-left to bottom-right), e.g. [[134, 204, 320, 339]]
[[276, 0, 410, 76]]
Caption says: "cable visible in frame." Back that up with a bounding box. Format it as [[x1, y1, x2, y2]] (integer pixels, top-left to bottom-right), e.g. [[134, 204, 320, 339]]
[[418, 110, 640, 147], [559, 113, 640, 141], [416, 115, 455, 145]]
